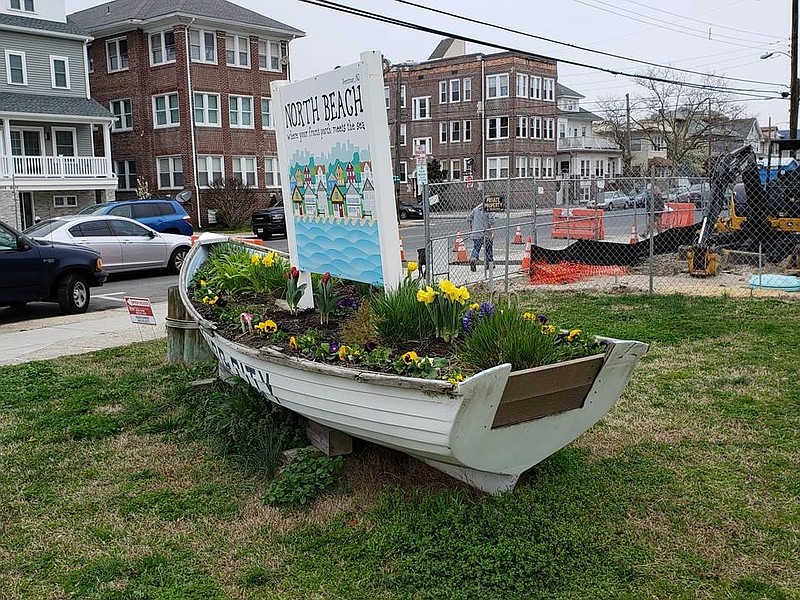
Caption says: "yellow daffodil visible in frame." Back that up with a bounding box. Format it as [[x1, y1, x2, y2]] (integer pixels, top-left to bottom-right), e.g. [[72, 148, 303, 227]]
[[542, 324, 558, 335], [469, 302, 480, 311], [407, 261, 418, 274], [199, 279, 206, 287], [337, 345, 349, 361], [523, 311, 535, 321], [438, 280, 456, 294], [262, 252, 275, 267], [455, 286, 470, 304], [250, 254, 260, 264], [401, 351, 419, 365], [416, 286, 437, 304], [289, 336, 298, 350], [567, 328, 582, 342]]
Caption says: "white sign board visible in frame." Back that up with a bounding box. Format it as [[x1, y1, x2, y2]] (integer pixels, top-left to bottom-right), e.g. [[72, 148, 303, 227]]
[[124, 296, 156, 326], [271, 51, 401, 290], [416, 163, 428, 186]]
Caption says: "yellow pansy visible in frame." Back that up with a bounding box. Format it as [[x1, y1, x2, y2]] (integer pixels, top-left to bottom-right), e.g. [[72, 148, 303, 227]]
[[337, 345, 350, 360], [448, 373, 465, 384], [401, 351, 419, 365], [469, 302, 480, 311], [199, 279, 206, 287], [542, 324, 558, 335], [567, 328, 582, 342], [289, 336, 298, 350], [523, 312, 535, 321], [416, 286, 437, 304], [255, 320, 277, 333]]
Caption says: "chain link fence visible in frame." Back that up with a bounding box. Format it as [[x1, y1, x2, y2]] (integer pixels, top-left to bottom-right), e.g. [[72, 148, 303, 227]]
[[416, 173, 800, 299]]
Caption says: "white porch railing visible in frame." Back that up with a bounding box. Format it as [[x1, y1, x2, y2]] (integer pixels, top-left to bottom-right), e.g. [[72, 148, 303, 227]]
[[0, 155, 114, 179], [557, 136, 620, 151]]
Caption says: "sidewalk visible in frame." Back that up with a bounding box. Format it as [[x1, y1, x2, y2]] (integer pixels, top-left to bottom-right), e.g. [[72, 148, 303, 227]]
[[0, 302, 168, 366]]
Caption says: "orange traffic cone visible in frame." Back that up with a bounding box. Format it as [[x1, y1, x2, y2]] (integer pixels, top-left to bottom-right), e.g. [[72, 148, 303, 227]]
[[521, 236, 532, 271], [399, 237, 405, 262], [456, 237, 468, 262], [629, 217, 638, 244], [453, 231, 463, 252], [513, 225, 523, 245]]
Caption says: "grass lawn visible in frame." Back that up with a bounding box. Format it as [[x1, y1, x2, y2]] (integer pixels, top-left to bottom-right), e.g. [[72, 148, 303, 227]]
[[0, 293, 798, 599]]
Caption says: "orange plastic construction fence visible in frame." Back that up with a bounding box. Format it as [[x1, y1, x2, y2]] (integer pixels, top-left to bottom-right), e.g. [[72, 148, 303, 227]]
[[529, 261, 630, 285], [551, 208, 605, 240], [662, 202, 695, 229]]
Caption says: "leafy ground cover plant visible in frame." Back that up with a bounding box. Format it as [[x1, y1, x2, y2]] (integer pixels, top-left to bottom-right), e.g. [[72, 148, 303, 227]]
[[264, 449, 344, 507]]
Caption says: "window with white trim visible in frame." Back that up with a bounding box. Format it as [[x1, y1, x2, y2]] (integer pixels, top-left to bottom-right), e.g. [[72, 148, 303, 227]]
[[157, 156, 183, 189], [543, 118, 555, 139], [486, 73, 509, 99], [450, 159, 461, 180], [412, 96, 430, 120], [463, 120, 472, 142], [516, 116, 528, 138], [149, 30, 176, 65], [229, 95, 253, 128], [197, 155, 224, 187], [439, 122, 448, 144], [399, 123, 406, 146], [5, 51, 26, 85], [529, 76, 542, 100], [412, 137, 432, 155], [463, 78, 472, 101], [261, 98, 273, 128], [580, 160, 591, 177], [106, 37, 128, 72], [384, 86, 390, 109], [153, 93, 179, 127], [232, 156, 257, 186], [258, 40, 281, 71], [450, 120, 461, 142], [439, 80, 447, 103], [486, 116, 509, 140], [531, 116, 542, 139], [594, 159, 605, 178], [515, 157, 528, 178], [531, 156, 541, 178], [50, 56, 69, 89], [543, 78, 555, 101], [194, 93, 220, 126], [53, 195, 77, 208], [399, 161, 407, 183], [114, 160, 137, 190], [264, 156, 281, 187], [486, 156, 509, 179], [190, 30, 216, 63], [516, 74, 528, 98], [10, 0, 34, 12], [225, 35, 250, 67], [450, 79, 460, 102], [110, 99, 132, 131], [544, 157, 554, 178], [400, 84, 406, 108]]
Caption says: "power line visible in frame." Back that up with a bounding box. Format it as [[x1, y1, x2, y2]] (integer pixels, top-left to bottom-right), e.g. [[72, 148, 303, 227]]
[[389, 0, 783, 88], [300, 0, 786, 98]]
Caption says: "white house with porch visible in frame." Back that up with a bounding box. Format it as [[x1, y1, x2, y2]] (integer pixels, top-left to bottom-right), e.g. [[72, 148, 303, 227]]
[[0, 0, 115, 230]]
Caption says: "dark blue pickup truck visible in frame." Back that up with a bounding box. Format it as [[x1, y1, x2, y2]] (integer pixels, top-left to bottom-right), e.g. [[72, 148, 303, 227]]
[[0, 219, 108, 314]]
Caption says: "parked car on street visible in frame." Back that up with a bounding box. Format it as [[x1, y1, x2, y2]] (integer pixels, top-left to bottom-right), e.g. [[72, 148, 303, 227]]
[[0, 218, 107, 314], [399, 203, 424, 219], [251, 206, 287, 240], [588, 191, 632, 210], [24, 216, 191, 274], [78, 198, 194, 236], [677, 182, 711, 207]]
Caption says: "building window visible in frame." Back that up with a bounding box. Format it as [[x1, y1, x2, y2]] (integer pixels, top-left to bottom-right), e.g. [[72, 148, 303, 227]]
[[450, 79, 460, 102], [153, 93, 179, 127], [86, 44, 93, 73], [450, 120, 461, 142], [412, 137, 432, 155], [10, 0, 34, 12], [652, 135, 665, 151], [450, 159, 461, 180], [463, 78, 472, 101], [229, 95, 253, 128], [439, 122, 448, 144], [531, 116, 542, 139], [261, 98, 273, 128], [516, 116, 528, 138], [515, 157, 528, 178], [399, 161, 407, 183], [531, 157, 540, 178], [190, 30, 216, 63], [544, 157, 554, 178], [486, 156, 509, 179], [53, 195, 77, 208], [106, 37, 128, 72], [115, 160, 137, 190], [516, 74, 528, 98], [49, 55, 69, 89], [149, 30, 176, 65], [264, 156, 281, 187], [5, 51, 26, 85], [594, 159, 605, 177], [194, 93, 220, 126], [157, 156, 183, 189], [580, 159, 590, 177], [384, 86, 390, 109], [399, 123, 406, 146], [529, 76, 542, 100], [400, 84, 406, 108], [486, 116, 509, 140], [463, 120, 472, 142], [544, 118, 555, 139], [53, 129, 75, 156], [439, 80, 448, 104], [543, 78, 555, 101], [412, 96, 430, 120], [232, 156, 257, 186], [225, 35, 250, 67], [258, 40, 282, 71], [110, 99, 133, 131], [197, 155, 224, 187], [486, 74, 509, 99]]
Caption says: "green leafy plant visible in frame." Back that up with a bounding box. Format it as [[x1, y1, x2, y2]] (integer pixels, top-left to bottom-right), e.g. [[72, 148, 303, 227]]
[[285, 266, 307, 315], [264, 449, 344, 507], [393, 351, 448, 379], [313, 272, 341, 325], [416, 279, 470, 342], [372, 278, 433, 344]]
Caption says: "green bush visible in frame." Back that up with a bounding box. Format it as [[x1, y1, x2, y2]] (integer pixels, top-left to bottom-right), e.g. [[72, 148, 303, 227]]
[[371, 278, 434, 345], [264, 449, 344, 507]]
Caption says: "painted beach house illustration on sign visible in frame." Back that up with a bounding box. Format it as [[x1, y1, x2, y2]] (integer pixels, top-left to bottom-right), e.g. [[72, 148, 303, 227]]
[[271, 51, 401, 293]]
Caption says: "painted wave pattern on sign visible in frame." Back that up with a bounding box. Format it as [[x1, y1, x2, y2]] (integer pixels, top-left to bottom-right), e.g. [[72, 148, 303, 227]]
[[295, 217, 383, 285]]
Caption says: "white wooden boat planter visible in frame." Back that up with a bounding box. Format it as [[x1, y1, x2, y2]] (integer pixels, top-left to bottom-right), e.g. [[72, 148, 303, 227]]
[[180, 236, 648, 494]]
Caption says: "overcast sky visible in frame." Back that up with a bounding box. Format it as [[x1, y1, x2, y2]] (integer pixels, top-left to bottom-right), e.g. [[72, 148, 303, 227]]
[[65, 0, 794, 129]]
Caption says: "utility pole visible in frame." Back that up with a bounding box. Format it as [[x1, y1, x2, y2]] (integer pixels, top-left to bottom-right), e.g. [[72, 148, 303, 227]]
[[625, 93, 631, 175], [791, 0, 799, 138]]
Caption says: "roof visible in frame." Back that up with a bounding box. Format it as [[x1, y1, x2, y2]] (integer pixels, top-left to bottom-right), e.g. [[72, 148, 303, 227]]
[[558, 107, 602, 121], [0, 92, 113, 120], [556, 83, 584, 99], [68, 0, 304, 37], [0, 13, 89, 37], [726, 118, 759, 139]]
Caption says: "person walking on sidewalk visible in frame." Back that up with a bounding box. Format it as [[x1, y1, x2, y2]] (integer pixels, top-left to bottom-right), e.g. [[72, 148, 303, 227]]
[[643, 185, 665, 238], [467, 198, 496, 272]]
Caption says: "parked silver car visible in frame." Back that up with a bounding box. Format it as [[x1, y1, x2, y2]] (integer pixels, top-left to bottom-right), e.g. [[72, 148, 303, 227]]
[[588, 191, 632, 210], [23, 215, 191, 274]]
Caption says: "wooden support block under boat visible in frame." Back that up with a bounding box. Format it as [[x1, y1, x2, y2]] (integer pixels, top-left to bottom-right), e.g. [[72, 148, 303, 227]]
[[307, 420, 353, 457]]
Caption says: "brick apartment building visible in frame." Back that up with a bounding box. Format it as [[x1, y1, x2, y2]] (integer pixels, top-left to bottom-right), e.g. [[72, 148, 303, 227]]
[[68, 0, 303, 228], [385, 39, 559, 205]]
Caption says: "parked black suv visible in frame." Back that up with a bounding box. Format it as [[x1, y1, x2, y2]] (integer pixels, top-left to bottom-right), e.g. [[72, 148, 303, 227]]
[[0, 219, 108, 314], [251, 206, 287, 240]]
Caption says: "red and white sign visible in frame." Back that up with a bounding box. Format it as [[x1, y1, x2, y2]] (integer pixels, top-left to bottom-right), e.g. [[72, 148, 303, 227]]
[[124, 296, 157, 326], [465, 174, 474, 188], [414, 145, 427, 166]]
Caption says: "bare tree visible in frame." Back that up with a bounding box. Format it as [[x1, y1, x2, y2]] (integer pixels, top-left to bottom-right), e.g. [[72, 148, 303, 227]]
[[206, 178, 259, 229], [594, 95, 636, 175]]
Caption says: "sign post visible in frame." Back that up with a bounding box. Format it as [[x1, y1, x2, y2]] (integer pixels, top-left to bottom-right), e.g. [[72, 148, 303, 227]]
[[124, 296, 156, 326]]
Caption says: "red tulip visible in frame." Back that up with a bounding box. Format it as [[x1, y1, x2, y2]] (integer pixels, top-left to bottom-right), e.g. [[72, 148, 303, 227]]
[[322, 272, 331, 285]]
